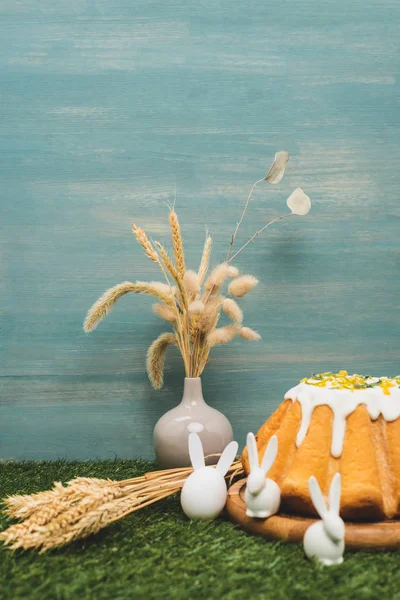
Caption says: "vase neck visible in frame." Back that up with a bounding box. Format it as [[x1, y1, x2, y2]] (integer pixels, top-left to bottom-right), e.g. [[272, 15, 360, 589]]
[[181, 377, 206, 408]]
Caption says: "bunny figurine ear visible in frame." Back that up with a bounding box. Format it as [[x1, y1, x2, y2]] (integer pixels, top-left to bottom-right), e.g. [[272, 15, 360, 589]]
[[216, 441, 238, 477], [188, 433, 205, 471], [261, 435, 278, 475], [329, 473, 341, 515], [308, 476, 327, 519], [246, 432, 259, 470]]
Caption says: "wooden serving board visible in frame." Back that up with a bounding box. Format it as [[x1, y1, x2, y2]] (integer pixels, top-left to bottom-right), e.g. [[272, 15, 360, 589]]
[[226, 479, 400, 550]]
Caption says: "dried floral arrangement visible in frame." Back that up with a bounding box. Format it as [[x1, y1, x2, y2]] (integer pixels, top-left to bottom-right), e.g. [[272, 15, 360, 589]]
[[1, 152, 312, 552], [83, 152, 311, 388]]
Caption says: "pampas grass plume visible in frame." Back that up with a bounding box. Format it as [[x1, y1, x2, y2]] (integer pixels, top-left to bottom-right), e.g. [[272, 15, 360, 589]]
[[240, 327, 261, 341], [228, 275, 258, 298], [222, 298, 243, 323]]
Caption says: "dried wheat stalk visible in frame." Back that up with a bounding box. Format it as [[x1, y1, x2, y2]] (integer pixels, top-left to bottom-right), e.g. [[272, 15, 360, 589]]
[[0, 462, 244, 552], [131, 223, 159, 263], [169, 210, 186, 278]]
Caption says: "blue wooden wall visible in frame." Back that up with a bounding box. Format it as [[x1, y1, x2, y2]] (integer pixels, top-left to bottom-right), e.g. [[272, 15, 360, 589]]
[[2, 1, 399, 460]]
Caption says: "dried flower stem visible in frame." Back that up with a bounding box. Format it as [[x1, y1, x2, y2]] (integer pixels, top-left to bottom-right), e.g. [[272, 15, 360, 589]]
[[228, 213, 293, 263], [226, 178, 265, 261]]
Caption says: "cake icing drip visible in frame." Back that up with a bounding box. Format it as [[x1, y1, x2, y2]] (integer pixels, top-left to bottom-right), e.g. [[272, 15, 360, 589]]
[[284, 372, 400, 458]]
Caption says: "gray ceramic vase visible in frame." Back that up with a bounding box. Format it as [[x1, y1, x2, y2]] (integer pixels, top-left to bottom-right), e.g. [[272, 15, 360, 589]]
[[153, 377, 233, 469]]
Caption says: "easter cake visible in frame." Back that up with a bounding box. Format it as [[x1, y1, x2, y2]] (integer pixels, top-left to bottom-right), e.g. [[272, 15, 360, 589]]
[[241, 371, 400, 521]]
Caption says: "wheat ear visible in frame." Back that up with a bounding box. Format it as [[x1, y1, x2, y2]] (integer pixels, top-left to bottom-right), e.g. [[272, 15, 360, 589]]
[[131, 223, 159, 263], [146, 332, 177, 389], [84, 282, 174, 332], [198, 235, 212, 284], [154, 242, 188, 309], [169, 210, 185, 278]]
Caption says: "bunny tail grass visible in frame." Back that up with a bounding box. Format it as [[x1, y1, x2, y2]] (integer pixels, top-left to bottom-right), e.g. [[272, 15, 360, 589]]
[[84, 281, 174, 332], [0, 463, 244, 552], [146, 332, 177, 389]]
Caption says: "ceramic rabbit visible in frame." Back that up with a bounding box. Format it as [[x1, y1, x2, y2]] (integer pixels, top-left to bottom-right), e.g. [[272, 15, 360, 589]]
[[303, 472, 345, 566], [244, 432, 281, 518], [180, 432, 238, 521]]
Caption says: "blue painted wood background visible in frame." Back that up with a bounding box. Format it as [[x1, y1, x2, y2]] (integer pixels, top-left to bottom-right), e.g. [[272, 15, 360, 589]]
[[1, 1, 399, 460]]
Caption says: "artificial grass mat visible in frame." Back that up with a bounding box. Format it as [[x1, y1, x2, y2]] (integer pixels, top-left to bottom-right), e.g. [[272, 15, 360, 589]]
[[1, 461, 400, 600]]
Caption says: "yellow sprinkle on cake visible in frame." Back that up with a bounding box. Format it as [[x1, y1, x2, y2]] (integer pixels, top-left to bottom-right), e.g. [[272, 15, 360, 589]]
[[301, 371, 400, 394]]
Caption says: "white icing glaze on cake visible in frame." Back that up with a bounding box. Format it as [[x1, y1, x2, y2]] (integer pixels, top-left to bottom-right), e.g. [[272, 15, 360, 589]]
[[284, 377, 400, 458]]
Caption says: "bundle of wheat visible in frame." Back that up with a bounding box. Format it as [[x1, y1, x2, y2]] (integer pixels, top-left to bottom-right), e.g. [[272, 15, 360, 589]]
[[0, 462, 244, 552]]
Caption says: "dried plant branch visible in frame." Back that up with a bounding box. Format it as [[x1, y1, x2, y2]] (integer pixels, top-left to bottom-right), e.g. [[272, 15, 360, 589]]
[[226, 178, 265, 261], [228, 213, 293, 263], [146, 332, 177, 389]]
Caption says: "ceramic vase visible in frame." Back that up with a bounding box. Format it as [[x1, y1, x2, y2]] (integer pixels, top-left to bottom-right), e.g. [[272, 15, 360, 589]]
[[153, 377, 233, 468]]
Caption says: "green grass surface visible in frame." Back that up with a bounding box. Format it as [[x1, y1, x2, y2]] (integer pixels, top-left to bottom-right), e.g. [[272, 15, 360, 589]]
[[1, 460, 400, 600]]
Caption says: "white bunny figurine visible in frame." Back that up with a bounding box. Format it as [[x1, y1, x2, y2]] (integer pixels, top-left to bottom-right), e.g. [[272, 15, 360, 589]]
[[303, 473, 345, 566], [244, 432, 281, 518], [180, 433, 238, 521]]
